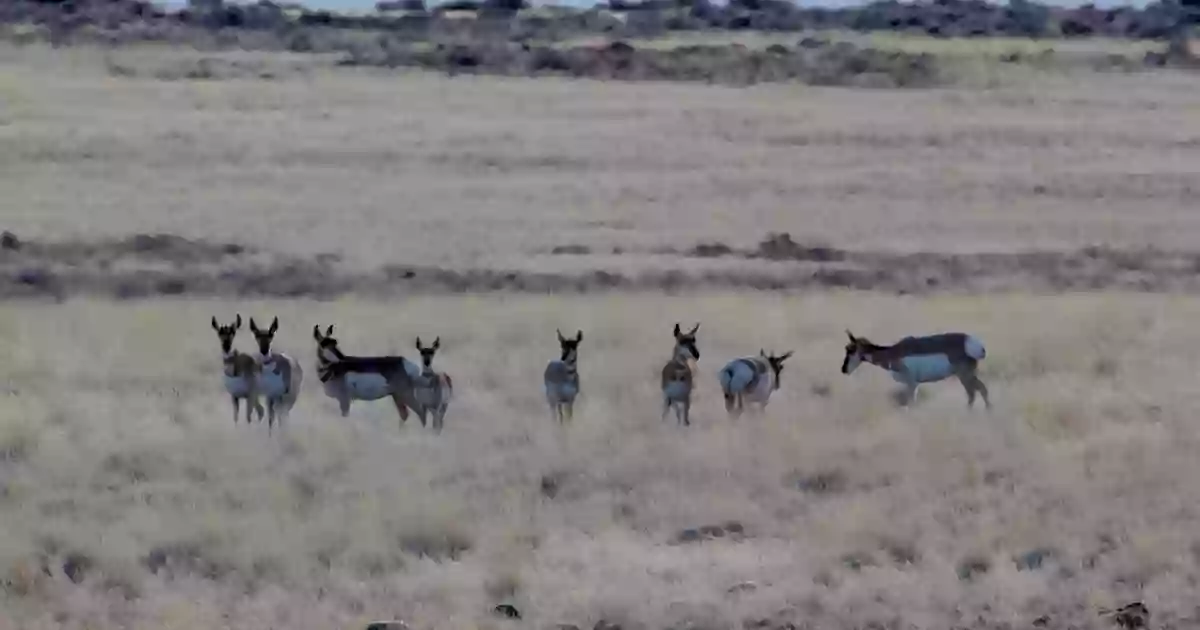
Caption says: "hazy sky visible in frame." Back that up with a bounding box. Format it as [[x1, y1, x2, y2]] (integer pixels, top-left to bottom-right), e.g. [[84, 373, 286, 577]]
[[157, 0, 1153, 11]]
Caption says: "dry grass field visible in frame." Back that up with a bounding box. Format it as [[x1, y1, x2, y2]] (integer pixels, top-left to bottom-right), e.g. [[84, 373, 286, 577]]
[[1, 37, 1200, 630]]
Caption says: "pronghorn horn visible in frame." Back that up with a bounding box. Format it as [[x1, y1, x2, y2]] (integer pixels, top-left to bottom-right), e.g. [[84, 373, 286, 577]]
[[673, 322, 681, 337], [250, 317, 259, 333], [313, 325, 323, 342], [269, 317, 278, 334], [557, 328, 566, 343], [689, 323, 700, 335], [432, 336, 440, 350], [415, 336, 423, 350], [575, 330, 582, 343], [325, 324, 334, 337], [761, 348, 767, 357], [846, 329, 856, 342], [211, 316, 219, 331], [780, 351, 793, 361], [234, 314, 242, 329]]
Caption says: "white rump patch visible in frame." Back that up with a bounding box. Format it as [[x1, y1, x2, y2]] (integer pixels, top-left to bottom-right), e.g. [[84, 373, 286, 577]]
[[964, 335, 986, 360]]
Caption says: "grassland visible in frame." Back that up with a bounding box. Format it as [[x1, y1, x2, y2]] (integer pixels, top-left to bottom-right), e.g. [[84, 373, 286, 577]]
[[1, 36, 1199, 630]]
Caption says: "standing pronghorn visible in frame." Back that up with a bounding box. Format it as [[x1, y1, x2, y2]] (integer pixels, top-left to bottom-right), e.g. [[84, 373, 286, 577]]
[[717, 348, 793, 418], [544, 329, 582, 423], [413, 336, 453, 432], [841, 330, 991, 409], [210, 315, 264, 425], [248, 316, 304, 431], [312, 324, 421, 427], [661, 322, 700, 426]]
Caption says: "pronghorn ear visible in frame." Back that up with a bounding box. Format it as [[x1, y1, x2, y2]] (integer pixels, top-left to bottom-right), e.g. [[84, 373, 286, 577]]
[[780, 351, 793, 362], [689, 323, 700, 335], [325, 325, 334, 337], [433, 337, 440, 350], [575, 330, 582, 343], [415, 336, 422, 350], [557, 328, 566, 343], [269, 317, 278, 335], [313, 325, 323, 342], [673, 322, 682, 337], [234, 314, 242, 330], [211, 316, 219, 331], [250, 318, 259, 334], [846, 329, 856, 343]]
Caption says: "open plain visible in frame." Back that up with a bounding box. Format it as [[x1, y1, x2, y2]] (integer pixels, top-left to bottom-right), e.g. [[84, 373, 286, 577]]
[[1, 27, 1200, 629]]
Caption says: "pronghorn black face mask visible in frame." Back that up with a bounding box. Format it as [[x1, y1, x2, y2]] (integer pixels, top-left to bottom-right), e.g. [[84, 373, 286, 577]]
[[313, 324, 343, 361], [762, 349, 794, 388], [557, 329, 582, 362], [416, 336, 441, 368], [673, 322, 700, 360], [212, 314, 242, 355], [250, 316, 280, 357]]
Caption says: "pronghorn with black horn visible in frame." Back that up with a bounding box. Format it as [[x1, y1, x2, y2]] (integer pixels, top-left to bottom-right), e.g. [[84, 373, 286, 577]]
[[841, 330, 991, 409], [211, 314, 264, 425], [717, 348, 793, 418], [413, 336, 453, 432], [248, 316, 304, 432], [312, 324, 422, 427], [543, 329, 582, 423], [661, 322, 700, 426]]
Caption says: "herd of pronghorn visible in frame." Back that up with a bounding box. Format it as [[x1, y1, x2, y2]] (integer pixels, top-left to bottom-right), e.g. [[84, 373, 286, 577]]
[[213, 314, 993, 433]]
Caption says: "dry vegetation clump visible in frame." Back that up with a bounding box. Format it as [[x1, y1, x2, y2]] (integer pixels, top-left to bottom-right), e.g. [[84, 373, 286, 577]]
[[338, 37, 944, 87], [2, 294, 1200, 629]]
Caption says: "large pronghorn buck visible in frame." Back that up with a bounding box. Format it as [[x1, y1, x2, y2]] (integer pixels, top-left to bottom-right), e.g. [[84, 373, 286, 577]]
[[413, 336, 453, 432], [841, 330, 991, 409], [312, 324, 422, 426], [543, 329, 582, 423], [661, 322, 701, 426], [211, 315, 264, 425], [718, 348, 793, 418], [248, 316, 304, 431]]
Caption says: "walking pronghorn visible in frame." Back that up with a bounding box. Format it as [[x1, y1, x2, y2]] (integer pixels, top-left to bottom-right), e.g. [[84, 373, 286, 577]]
[[717, 349, 793, 418], [841, 330, 991, 409], [544, 329, 582, 423], [661, 323, 700, 426], [312, 324, 422, 427], [211, 315, 264, 425], [413, 336, 453, 432], [248, 316, 304, 431]]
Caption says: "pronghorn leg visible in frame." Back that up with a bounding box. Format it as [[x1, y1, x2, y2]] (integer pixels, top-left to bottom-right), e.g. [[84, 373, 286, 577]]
[[682, 399, 691, 426], [724, 393, 736, 418], [338, 394, 351, 417], [662, 398, 671, 422], [957, 372, 976, 408], [972, 374, 991, 410], [390, 393, 409, 428], [231, 396, 239, 424]]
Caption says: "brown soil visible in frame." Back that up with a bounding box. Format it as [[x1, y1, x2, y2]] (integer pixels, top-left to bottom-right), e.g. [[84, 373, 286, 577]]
[[3, 230, 1200, 301]]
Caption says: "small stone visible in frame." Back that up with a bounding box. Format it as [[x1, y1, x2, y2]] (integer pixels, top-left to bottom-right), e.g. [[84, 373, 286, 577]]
[[494, 603, 521, 619], [364, 622, 410, 630]]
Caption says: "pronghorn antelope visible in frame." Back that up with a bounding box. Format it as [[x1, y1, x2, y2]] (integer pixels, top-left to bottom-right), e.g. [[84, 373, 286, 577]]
[[661, 323, 700, 426], [543, 329, 582, 423], [248, 316, 304, 431], [841, 330, 991, 409], [312, 324, 422, 427], [211, 315, 264, 425], [413, 336, 453, 432], [717, 349, 793, 418]]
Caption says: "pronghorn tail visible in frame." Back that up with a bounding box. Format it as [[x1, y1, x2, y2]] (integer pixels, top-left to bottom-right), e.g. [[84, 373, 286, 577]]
[[718, 364, 736, 396], [964, 335, 986, 361]]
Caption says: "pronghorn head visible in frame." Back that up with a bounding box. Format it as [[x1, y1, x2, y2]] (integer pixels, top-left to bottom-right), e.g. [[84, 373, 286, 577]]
[[672, 322, 700, 362], [416, 336, 441, 369], [312, 324, 344, 364], [556, 329, 583, 363], [249, 316, 280, 358], [761, 349, 794, 389], [842, 330, 874, 374], [211, 315, 242, 356]]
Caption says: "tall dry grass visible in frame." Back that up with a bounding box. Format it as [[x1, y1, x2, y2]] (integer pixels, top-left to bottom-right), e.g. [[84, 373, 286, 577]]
[[3, 293, 1200, 628]]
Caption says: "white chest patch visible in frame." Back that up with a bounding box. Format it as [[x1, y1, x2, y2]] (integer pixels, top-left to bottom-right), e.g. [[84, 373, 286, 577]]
[[258, 360, 288, 397], [343, 372, 393, 400], [892, 353, 956, 383], [224, 374, 252, 397]]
